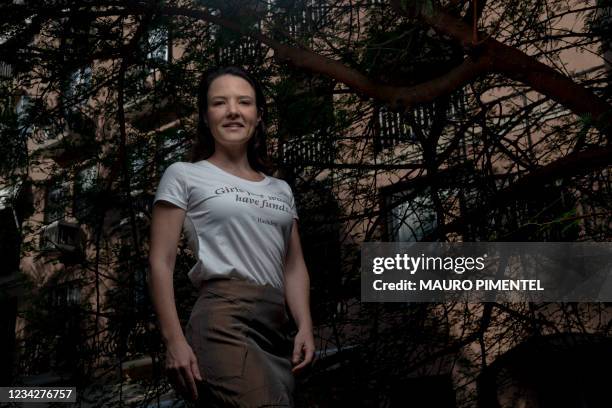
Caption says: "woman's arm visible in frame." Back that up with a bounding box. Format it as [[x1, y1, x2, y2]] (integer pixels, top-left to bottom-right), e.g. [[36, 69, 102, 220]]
[[284, 220, 315, 373], [148, 201, 201, 400]]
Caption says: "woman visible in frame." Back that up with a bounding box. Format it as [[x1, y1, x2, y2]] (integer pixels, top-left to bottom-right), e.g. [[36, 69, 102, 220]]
[[148, 66, 314, 407]]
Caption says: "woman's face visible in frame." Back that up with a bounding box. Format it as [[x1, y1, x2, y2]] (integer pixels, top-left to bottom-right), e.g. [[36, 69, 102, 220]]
[[206, 74, 261, 150]]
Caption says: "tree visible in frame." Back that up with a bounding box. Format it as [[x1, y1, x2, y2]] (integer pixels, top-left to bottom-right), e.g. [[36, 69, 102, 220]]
[[1, 1, 611, 406]]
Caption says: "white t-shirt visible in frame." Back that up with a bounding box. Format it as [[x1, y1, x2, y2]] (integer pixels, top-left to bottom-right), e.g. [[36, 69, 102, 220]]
[[153, 160, 299, 290]]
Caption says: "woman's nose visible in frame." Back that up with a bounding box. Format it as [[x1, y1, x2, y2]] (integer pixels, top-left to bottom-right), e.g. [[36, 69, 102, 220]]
[[227, 100, 239, 116]]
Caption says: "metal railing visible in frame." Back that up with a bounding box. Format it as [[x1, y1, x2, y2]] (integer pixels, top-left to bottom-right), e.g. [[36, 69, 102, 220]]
[[0, 62, 13, 78]]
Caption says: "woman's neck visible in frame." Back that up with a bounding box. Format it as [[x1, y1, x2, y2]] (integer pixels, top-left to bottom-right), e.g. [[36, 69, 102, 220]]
[[208, 150, 254, 173]]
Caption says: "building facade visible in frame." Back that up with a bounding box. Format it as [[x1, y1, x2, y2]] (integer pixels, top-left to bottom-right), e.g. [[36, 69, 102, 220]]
[[1, 1, 611, 407]]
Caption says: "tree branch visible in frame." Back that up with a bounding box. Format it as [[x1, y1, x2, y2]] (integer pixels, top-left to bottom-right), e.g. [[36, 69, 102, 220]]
[[389, 0, 612, 140], [434, 145, 612, 237], [161, 6, 490, 111]]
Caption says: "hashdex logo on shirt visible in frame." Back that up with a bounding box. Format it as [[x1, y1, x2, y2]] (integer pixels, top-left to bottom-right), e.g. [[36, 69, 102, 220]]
[[251, 215, 278, 226]]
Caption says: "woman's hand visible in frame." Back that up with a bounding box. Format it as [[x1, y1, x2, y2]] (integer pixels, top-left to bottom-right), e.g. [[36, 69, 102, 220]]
[[291, 326, 315, 374], [284, 220, 315, 374], [165, 337, 202, 401]]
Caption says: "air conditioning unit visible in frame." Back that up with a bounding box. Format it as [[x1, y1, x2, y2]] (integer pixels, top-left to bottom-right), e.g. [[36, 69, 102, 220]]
[[40, 220, 83, 253]]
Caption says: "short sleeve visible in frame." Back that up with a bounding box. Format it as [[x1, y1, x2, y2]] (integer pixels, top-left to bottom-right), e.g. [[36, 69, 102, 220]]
[[153, 162, 188, 210], [284, 181, 299, 220]]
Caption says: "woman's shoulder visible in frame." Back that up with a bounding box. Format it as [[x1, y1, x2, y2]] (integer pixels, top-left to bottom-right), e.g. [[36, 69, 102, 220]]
[[265, 173, 286, 184], [161, 161, 214, 182], [159, 161, 185, 177], [265, 175, 293, 192], [166, 160, 208, 173]]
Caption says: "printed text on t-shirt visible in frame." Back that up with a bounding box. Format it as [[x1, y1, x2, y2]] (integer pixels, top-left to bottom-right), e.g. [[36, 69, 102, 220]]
[[214, 185, 293, 214]]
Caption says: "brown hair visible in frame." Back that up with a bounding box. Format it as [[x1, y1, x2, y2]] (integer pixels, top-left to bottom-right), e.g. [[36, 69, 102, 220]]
[[190, 66, 271, 174]]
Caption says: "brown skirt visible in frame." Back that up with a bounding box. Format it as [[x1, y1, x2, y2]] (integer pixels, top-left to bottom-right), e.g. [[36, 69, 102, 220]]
[[185, 278, 295, 407]]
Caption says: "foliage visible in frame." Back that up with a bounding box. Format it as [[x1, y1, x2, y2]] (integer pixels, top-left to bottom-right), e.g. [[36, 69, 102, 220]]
[[1, 0, 611, 406]]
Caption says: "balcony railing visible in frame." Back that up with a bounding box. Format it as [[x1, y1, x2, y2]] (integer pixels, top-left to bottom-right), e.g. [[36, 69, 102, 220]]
[[374, 90, 467, 152], [284, 0, 336, 36], [0, 62, 13, 78], [217, 37, 264, 65], [375, 106, 416, 151], [39, 220, 83, 254], [281, 133, 336, 166]]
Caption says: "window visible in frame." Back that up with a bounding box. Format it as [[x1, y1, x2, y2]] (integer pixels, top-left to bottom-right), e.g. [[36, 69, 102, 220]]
[[45, 180, 70, 223], [16, 95, 33, 135], [48, 281, 82, 371], [64, 66, 92, 111], [62, 69, 96, 137], [74, 164, 98, 220], [127, 26, 169, 91], [384, 188, 437, 242], [147, 27, 169, 62], [50, 282, 81, 309]]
